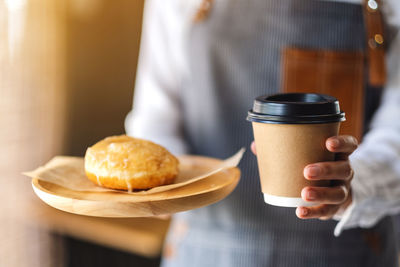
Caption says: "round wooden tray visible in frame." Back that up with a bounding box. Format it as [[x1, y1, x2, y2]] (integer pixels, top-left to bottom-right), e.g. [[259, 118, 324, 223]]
[[32, 155, 241, 217]]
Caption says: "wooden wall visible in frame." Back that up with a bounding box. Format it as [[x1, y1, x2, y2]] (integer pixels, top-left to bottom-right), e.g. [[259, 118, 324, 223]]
[[0, 1, 148, 266], [64, 0, 144, 156]]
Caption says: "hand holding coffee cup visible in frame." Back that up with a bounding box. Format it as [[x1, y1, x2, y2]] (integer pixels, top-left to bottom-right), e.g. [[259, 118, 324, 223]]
[[247, 93, 356, 219], [297, 135, 356, 220], [250, 135, 357, 220]]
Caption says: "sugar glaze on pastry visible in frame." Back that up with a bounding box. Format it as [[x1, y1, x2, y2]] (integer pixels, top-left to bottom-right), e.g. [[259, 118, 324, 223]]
[[84, 135, 179, 192]]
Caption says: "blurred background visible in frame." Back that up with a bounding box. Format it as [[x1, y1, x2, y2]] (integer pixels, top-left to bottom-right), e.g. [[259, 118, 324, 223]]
[[0, 0, 170, 266], [1, 1, 400, 266]]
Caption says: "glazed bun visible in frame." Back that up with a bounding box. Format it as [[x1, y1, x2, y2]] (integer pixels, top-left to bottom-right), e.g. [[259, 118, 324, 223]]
[[84, 135, 179, 191]]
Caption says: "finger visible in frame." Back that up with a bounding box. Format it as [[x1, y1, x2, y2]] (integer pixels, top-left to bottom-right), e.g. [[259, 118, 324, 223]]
[[251, 141, 257, 155], [296, 204, 340, 220], [304, 161, 353, 181], [326, 135, 358, 154], [153, 214, 171, 220], [301, 186, 348, 204]]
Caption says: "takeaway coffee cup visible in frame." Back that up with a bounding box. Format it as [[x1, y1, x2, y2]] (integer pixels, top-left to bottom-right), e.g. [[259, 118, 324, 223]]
[[247, 93, 345, 207]]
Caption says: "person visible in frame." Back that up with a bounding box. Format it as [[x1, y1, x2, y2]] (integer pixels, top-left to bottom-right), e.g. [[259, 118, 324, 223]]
[[125, 0, 400, 266]]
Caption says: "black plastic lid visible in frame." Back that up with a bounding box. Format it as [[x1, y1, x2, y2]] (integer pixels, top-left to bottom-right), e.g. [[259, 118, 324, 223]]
[[247, 93, 345, 124]]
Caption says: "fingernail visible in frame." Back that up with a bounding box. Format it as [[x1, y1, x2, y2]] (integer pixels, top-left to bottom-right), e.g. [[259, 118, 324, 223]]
[[300, 208, 308, 216], [329, 139, 340, 148], [307, 166, 321, 177], [307, 190, 317, 200]]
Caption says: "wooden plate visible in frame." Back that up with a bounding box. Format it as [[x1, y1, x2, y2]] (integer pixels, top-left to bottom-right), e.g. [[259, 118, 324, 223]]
[[32, 155, 241, 217]]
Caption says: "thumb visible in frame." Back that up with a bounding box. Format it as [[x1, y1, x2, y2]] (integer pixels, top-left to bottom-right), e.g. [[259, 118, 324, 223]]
[[251, 141, 257, 155]]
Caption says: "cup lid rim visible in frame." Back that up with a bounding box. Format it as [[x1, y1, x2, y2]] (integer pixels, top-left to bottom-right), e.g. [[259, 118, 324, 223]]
[[247, 93, 346, 124], [247, 110, 346, 124]]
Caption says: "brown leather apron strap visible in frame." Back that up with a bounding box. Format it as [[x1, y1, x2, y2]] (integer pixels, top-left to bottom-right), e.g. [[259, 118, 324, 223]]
[[363, 0, 387, 87], [193, 0, 214, 22]]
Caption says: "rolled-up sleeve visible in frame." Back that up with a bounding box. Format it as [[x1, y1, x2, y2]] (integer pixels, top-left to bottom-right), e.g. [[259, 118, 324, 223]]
[[334, 17, 400, 236]]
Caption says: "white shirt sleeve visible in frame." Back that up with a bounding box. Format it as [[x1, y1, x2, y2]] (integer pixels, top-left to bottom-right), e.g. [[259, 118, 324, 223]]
[[334, 8, 400, 236], [125, 0, 197, 155]]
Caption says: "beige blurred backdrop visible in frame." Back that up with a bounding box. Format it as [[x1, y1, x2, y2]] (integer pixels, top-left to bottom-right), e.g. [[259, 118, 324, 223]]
[[0, 0, 171, 266]]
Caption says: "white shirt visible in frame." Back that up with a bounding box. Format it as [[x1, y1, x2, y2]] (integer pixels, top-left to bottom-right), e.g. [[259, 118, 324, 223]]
[[125, 0, 400, 236]]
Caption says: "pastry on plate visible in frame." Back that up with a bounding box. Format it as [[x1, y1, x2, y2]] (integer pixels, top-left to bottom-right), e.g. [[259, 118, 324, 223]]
[[84, 135, 179, 191]]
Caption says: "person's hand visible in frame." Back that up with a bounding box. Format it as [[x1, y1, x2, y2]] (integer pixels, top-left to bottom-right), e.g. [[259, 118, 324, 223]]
[[250, 135, 358, 220], [153, 214, 172, 220]]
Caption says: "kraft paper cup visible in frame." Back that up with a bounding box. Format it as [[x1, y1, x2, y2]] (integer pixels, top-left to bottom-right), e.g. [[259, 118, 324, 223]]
[[247, 93, 345, 207]]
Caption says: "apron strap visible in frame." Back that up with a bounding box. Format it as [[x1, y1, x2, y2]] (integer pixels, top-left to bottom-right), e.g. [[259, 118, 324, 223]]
[[193, 0, 214, 22], [363, 0, 387, 87]]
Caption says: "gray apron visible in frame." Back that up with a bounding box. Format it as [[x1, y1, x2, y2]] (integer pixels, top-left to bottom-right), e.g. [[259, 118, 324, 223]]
[[161, 0, 398, 266]]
